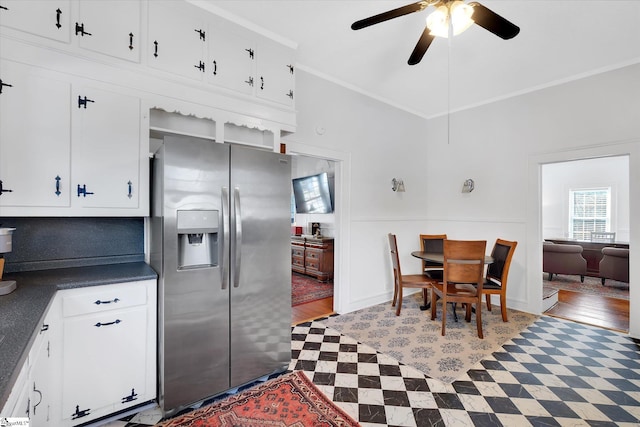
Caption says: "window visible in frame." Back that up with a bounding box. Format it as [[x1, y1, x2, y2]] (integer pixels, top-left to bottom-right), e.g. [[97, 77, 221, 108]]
[[569, 188, 610, 240]]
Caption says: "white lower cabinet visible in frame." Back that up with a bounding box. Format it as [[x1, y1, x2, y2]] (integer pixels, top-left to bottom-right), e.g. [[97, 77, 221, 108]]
[[60, 280, 157, 426], [0, 295, 61, 424], [0, 279, 156, 426]]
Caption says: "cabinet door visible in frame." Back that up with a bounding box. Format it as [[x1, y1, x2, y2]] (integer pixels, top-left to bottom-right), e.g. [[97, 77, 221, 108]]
[[207, 19, 255, 95], [148, 1, 206, 80], [0, 0, 71, 43], [76, 0, 141, 62], [255, 38, 295, 106], [0, 59, 71, 208], [29, 296, 61, 426], [72, 86, 140, 209], [30, 340, 54, 425], [0, 360, 29, 417], [62, 306, 148, 423]]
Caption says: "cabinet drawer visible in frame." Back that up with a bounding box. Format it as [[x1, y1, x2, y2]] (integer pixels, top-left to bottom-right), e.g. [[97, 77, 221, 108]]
[[62, 281, 148, 317], [305, 259, 319, 271], [292, 257, 304, 268], [305, 250, 321, 261], [291, 248, 304, 257]]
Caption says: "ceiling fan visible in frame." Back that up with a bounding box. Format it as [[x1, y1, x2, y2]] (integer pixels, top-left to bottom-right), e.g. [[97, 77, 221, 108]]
[[351, 0, 520, 65]]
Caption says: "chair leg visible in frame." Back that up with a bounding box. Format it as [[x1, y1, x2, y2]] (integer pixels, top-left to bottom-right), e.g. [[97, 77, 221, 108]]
[[395, 285, 403, 316], [431, 288, 437, 320], [440, 298, 447, 336], [548, 273, 553, 281], [465, 303, 472, 322], [475, 302, 483, 339], [580, 275, 584, 283], [485, 294, 492, 311], [601, 278, 606, 286], [391, 276, 398, 307], [500, 293, 508, 322]]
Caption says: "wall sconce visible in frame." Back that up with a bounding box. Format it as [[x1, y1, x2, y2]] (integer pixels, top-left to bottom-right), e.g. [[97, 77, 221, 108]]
[[462, 179, 474, 193], [391, 178, 405, 192]]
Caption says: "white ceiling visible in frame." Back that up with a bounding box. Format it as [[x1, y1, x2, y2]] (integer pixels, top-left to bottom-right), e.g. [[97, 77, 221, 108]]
[[194, 1, 640, 118]]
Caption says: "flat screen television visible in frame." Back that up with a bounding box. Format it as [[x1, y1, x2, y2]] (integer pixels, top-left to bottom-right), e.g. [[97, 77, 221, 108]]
[[292, 172, 334, 214]]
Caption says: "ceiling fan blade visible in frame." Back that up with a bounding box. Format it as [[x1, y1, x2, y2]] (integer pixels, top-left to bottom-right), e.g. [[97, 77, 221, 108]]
[[351, 2, 428, 30], [408, 27, 436, 65], [469, 2, 520, 40]]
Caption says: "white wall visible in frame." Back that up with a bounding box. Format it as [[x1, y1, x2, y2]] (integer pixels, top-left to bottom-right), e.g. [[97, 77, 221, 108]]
[[283, 70, 431, 312], [542, 156, 630, 241], [286, 62, 640, 337]]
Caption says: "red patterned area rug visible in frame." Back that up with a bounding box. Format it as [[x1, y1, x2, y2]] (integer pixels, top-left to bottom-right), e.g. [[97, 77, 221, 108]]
[[292, 272, 333, 306], [155, 371, 358, 427], [543, 274, 629, 300]]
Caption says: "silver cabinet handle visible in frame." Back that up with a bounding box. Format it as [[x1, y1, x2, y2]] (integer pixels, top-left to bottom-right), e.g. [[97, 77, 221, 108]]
[[221, 187, 229, 290], [233, 187, 242, 288]]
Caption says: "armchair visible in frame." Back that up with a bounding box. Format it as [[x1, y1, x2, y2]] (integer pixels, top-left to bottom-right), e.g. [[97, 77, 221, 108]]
[[599, 247, 629, 285], [543, 242, 587, 282]]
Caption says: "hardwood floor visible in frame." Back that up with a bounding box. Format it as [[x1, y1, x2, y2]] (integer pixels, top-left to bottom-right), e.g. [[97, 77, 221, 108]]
[[291, 288, 630, 332], [544, 289, 629, 332], [292, 296, 334, 325]]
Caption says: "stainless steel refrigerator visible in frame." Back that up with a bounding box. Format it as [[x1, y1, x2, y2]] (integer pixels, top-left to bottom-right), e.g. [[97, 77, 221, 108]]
[[149, 135, 292, 416]]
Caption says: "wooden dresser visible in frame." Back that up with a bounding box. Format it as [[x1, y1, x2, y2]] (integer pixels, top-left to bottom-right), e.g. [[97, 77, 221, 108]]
[[291, 237, 334, 282]]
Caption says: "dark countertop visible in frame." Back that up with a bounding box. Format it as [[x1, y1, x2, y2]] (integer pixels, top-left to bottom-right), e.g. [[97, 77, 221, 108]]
[[0, 262, 157, 410]]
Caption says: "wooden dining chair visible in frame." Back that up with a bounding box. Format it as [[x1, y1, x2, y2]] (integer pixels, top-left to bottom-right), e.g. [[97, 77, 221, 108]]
[[431, 239, 487, 338], [419, 234, 447, 281], [388, 233, 438, 316], [477, 239, 517, 322]]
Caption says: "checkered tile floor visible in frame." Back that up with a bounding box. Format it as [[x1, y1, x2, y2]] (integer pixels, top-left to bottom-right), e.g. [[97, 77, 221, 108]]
[[112, 314, 640, 426], [291, 315, 640, 426]]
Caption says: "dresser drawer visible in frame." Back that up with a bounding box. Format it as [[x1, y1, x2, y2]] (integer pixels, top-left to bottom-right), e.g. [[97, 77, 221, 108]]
[[62, 280, 149, 317], [305, 258, 319, 271]]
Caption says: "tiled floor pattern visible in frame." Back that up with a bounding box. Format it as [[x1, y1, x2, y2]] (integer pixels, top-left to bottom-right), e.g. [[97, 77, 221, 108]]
[[110, 315, 640, 426]]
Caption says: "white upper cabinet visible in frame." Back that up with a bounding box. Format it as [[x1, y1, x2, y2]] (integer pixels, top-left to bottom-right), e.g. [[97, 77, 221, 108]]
[[72, 86, 141, 210], [255, 38, 295, 107], [0, 0, 71, 43], [0, 60, 71, 208], [148, 1, 206, 81], [207, 17, 255, 95], [75, 0, 141, 62]]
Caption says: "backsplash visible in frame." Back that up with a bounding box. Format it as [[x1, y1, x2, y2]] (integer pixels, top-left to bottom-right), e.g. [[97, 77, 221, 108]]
[[0, 217, 144, 273]]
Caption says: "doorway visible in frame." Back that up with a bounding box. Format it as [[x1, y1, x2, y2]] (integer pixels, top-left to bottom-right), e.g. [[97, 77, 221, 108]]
[[289, 153, 339, 324], [540, 155, 630, 331]]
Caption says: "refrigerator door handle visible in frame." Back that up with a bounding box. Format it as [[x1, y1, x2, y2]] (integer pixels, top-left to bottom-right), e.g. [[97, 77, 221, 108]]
[[233, 187, 242, 287], [221, 186, 230, 290]]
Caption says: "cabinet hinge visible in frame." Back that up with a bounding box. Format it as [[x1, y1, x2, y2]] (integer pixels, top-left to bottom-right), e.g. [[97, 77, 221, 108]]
[[75, 22, 92, 37], [0, 78, 13, 94], [0, 180, 13, 195], [77, 184, 94, 197], [122, 388, 138, 403], [78, 96, 95, 109], [71, 404, 91, 420]]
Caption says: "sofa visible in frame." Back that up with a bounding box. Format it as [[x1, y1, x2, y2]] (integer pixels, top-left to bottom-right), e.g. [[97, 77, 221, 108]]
[[543, 242, 587, 282], [599, 247, 629, 285]]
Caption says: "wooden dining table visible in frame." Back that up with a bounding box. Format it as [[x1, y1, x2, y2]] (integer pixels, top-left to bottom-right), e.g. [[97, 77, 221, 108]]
[[410, 251, 494, 312], [411, 251, 494, 265]]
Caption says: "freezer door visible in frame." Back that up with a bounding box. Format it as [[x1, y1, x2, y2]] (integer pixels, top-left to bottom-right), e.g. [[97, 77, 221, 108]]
[[158, 136, 231, 413], [229, 145, 292, 387]]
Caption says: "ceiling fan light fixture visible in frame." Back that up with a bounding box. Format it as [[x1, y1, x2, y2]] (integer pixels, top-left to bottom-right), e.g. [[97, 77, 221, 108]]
[[426, 1, 474, 38]]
